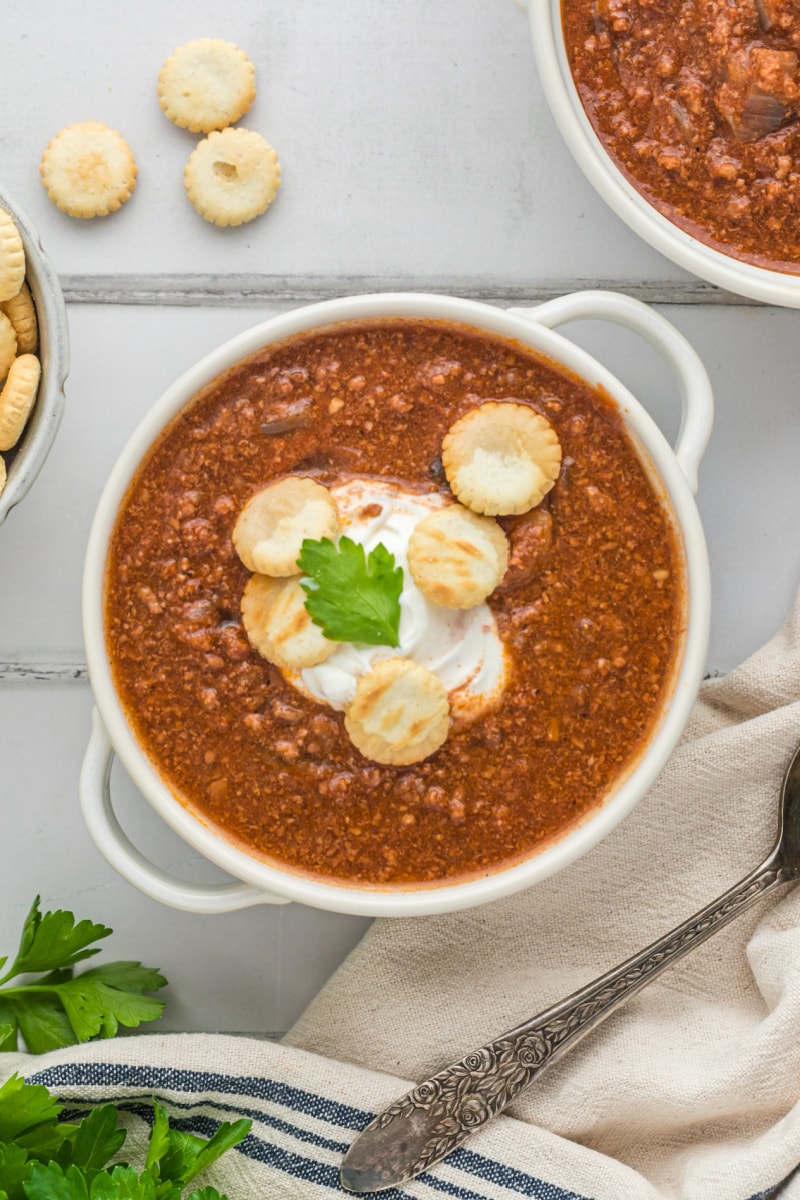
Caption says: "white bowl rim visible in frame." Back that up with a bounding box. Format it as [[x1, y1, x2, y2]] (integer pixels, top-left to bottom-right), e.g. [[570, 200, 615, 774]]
[[82, 291, 711, 917], [530, 0, 800, 308], [0, 181, 69, 525]]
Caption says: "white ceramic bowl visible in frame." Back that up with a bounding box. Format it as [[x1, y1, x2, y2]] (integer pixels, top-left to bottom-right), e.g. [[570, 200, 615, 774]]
[[528, 1, 800, 307], [80, 290, 713, 917], [0, 182, 69, 525]]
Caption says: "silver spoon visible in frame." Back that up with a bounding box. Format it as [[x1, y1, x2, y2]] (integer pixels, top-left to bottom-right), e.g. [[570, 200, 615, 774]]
[[340, 741, 800, 1193]]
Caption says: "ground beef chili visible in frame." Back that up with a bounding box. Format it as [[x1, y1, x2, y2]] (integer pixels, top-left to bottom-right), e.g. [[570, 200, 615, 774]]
[[563, 0, 800, 271], [104, 319, 685, 887]]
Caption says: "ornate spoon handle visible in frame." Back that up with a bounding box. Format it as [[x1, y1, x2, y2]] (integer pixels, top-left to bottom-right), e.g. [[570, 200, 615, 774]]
[[340, 858, 788, 1192]]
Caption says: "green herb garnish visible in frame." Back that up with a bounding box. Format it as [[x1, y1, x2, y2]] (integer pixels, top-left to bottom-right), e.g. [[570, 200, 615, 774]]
[[298, 536, 403, 647], [0, 1074, 250, 1200], [0, 897, 167, 1053]]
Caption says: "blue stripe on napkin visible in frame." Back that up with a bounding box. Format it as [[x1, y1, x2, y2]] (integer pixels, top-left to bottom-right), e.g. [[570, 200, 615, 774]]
[[27, 1061, 594, 1200], [26, 1060, 788, 1200]]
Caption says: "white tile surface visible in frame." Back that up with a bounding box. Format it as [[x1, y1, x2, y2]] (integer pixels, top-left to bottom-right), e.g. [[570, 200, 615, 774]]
[[1, 0, 799, 1041], [3, 0, 683, 286]]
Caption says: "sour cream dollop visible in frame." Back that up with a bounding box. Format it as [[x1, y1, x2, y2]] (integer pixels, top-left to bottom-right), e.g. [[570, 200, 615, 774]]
[[288, 479, 508, 722]]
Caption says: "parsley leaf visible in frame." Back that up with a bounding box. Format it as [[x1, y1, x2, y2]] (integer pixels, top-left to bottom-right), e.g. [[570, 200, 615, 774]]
[[298, 536, 403, 646], [0, 1075, 64, 1146], [0, 1141, 31, 1198], [55, 968, 167, 1042], [0, 1078, 250, 1200], [1, 899, 111, 982], [143, 1105, 170, 1176], [146, 1101, 250, 1191], [0, 899, 167, 1053], [13, 994, 77, 1055], [23, 1161, 91, 1200], [65, 1106, 126, 1174], [175, 1120, 252, 1186]]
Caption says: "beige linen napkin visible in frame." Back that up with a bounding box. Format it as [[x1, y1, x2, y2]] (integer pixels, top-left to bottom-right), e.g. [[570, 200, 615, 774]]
[[284, 590, 800, 1198]]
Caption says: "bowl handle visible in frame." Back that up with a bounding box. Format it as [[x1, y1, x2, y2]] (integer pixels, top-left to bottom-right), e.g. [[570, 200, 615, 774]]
[[79, 708, 291, 913], [506, 290, 714, 494]]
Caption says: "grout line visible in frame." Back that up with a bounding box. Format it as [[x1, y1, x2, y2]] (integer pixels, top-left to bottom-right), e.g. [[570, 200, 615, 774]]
[[59, 274, 757, 308], [1, 661, 727, 682], [0, 661, 88, 683]]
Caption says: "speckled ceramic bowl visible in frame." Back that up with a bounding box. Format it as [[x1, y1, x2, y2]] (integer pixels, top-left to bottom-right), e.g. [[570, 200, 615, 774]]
[[0, 182, 69, 526]]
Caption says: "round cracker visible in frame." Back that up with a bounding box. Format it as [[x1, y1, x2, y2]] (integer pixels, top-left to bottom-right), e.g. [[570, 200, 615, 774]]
[[158, 38, 256, 133], [345, 658, 451, 766], [241, 573, 339, 670], [233, 476, 339, 576], [442, 401, 562, 516], [40, 122, 138, 219], [1, 282, 37, 355], [0, 210, 25, 303], [184, 127, 281, 227], [0, 312, 18, 381], [0, 354, 41, 451], [0, 455, 6, 497], [407, 503, 509, 609]]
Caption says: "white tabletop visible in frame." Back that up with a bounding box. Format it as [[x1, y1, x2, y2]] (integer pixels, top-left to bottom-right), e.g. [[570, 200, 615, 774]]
[[1, 0, 799, 1039]]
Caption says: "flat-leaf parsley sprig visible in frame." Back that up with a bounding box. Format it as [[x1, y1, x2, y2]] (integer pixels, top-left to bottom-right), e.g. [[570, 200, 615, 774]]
[[0, 896, 167, 1053], [297, 536, 404, 647], [0, 1072, 251, 1200]]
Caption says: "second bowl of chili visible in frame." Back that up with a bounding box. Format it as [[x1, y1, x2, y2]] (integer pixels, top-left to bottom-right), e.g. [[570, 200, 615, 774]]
[[529, 0, 800, 306]]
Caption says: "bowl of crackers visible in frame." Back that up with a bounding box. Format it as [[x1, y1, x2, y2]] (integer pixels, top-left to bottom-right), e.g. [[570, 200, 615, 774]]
[[0, 181, 68, 525], [80, 290, 712, 917]]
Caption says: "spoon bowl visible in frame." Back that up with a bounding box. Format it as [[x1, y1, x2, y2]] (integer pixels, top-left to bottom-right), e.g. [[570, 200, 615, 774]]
[[776, 745, 800, 874]]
